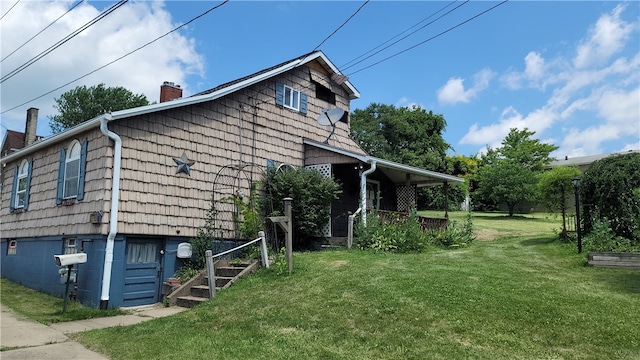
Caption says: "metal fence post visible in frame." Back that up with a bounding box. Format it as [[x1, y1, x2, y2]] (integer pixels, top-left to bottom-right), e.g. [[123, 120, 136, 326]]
[[205, 250, 216, 298], [259, 230, 269, 268]]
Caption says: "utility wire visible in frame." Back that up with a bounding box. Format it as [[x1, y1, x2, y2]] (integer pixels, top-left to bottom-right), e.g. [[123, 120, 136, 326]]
[[340, 0, 460, 70], [347, 0, 509, 77], [0, 0, 20, 21], [342, 0, 469, 72], [2, 0, 85, 63], [311, 0, 369, 52], [1, 0, 128, 83], [1, 0, 230, 115]]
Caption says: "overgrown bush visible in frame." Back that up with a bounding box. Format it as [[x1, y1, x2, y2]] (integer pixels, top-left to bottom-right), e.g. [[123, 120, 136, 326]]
[[356, 211, 474, 252], [581, 153, 640, 246], [188, 196, 217, 270], [582, 219, 640, 253], [261, 166, 341, 248]]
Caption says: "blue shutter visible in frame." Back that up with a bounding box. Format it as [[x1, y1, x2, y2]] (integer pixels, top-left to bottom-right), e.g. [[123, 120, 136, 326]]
[[23, 159, 33, 210], [77, 138, 88, 200], [56, 148, 66, 205], [275, 83, 284, 106], [300, 92, 308, 114], [9, 165, 18, 212]]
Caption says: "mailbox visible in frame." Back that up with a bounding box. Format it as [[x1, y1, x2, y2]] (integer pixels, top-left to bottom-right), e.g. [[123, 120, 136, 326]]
[[54, 253, 87, 266]]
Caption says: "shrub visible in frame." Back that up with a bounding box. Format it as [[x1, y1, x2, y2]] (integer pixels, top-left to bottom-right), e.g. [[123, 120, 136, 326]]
[[582, 219, 640, 253], [261, 166, 341, 248], [356, 211, 474, 252], [581, 153, 640, 246]]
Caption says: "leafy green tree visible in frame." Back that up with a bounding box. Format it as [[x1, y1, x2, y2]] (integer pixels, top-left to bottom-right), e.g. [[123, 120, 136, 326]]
[[350, 103, 451, 172], [537, 166, 581, 233], [261, 167, 342, 248], [49, 83, 149, 133], [475, 160, 537, 216], [581, 152, 640, 244], [473, 128, 558, 216]]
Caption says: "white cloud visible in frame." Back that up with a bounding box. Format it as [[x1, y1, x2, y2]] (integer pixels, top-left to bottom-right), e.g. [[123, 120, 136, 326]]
[[0, 1, 204, 138], [437, 68, 494, 105], [461, 4, 639, 157], [395, 97, 424, 110], [574, 4, 636, 69]]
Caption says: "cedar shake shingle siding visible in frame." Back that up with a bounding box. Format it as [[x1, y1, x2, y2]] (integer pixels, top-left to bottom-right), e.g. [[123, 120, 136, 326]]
[[1, 56, 361, 239], [112, 63, 361, 237], [1, 130, 111, 238]]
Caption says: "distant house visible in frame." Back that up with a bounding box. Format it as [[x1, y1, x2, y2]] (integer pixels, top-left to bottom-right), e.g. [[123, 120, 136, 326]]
[[548, 150, 640, 172], [1, 51, 462, 309]]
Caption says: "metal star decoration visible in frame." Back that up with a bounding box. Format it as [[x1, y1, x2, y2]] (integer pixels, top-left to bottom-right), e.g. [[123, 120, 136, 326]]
[[173, 152, 196, 175]]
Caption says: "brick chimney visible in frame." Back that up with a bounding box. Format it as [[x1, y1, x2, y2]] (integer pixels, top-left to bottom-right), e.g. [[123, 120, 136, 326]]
[[25, 107, 38, 147], [160, 81, 182, 103]]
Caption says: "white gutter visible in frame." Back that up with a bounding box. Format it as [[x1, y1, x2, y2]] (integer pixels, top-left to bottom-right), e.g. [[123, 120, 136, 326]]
[[99, 115, 122, 310], [360, 160, 377, 226]]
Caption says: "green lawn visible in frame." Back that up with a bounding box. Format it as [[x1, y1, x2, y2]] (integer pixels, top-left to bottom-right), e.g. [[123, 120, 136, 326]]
[[74, 211, 640, 360], [0, 278, 126, 324]]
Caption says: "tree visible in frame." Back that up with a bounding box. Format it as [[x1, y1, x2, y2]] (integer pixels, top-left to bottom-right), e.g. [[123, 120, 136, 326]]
[[473, 128, 558, 216], [581, 152, 640, 244], [350, 103, 451, 172], [537, 166, 582, 233], [49, 83, 149, 133], [475, 160, 538, 216]]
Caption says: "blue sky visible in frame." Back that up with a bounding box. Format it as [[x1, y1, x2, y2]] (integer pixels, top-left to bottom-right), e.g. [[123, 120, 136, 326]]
[[1, 1, 638, 159]]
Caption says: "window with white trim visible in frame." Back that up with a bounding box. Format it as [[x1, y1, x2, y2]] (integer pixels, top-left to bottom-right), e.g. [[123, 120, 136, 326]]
[[275, 82, 307, 114], [64, 238, 77, 254], [284, 85, 300, 111], [15, 160, 29, 208], [8, 240, 17, 255], [64, 141, 81, 198]]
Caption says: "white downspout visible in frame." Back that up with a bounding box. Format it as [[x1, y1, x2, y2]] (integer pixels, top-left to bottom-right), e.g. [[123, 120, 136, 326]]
[[99, 115, 122, 310], [360, 160, 377, 226]]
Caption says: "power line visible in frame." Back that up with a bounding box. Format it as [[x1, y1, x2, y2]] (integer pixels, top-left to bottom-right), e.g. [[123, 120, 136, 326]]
[[340, 0, 463, 70], [1, 0, 128, 84], [1, 0, 85, 63], [0, 0, 20, 21], [312, 0, 369, 52], [346, 0, 509, 77], [1, 0, 230, 115]]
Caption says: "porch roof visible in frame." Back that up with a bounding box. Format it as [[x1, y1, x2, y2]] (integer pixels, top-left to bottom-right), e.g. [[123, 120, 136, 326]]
[[303, 139, 463, 187]]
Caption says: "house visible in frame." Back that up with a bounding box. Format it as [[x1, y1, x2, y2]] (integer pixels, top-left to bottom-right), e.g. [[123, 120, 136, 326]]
[[1, 51, 462, 309]]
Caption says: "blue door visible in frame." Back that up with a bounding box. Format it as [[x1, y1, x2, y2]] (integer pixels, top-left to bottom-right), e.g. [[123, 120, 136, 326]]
[[123, 238, 163, 307]]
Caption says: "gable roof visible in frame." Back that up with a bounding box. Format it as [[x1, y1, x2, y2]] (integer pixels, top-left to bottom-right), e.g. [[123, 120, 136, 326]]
[[548, 150, 640, 168], [304, 139, 463, 186], [1, 130, 25, 157], [1, 51, 359, 165]]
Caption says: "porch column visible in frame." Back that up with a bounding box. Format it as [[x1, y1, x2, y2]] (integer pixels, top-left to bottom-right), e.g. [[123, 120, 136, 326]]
[[443, 182, 449, 219], [405, 173, 411, 213]]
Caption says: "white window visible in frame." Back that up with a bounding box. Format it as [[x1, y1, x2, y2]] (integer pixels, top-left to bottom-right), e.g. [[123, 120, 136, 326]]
[[64, 238, 77, 254], [283, 85, 300, 111], [64, 141, 81, 199], [15, 160, 29, 208]]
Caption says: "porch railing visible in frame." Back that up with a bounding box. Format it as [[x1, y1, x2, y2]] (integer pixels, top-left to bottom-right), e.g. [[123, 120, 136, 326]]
[[347, 209, 450, 248]]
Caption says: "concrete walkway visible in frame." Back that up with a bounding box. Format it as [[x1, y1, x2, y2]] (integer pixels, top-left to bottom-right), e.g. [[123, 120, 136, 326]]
[[0, 303, 187, 359]]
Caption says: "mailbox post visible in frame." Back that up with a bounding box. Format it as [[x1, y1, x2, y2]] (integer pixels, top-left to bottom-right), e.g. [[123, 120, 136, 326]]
[[268, 197, 294, 275], [54, 253, 87, 313]]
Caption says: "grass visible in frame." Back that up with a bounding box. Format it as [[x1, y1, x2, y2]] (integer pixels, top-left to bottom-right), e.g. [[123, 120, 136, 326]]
[[0, 277, 127, 324], [73, 211, 640, 360]]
